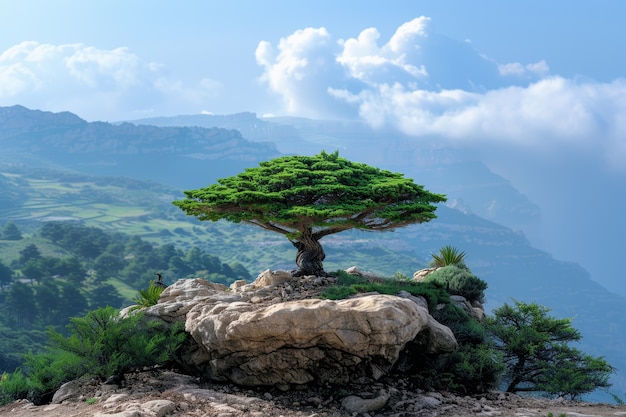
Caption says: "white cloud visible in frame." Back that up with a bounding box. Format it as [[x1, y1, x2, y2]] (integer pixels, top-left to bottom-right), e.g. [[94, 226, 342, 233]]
[[256, 27, 352, 118], [257, 18, 626, 171], [499, 60, 549, 77], [0, 41, 220, 120], [337, 18, 430, 84]]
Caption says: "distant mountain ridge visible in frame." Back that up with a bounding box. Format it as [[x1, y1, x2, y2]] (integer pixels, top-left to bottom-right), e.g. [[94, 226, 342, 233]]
[[0, 105, 281, 187]]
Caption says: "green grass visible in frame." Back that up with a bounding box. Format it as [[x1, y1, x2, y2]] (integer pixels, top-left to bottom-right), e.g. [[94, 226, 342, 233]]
[[320, 271, 450, 310]]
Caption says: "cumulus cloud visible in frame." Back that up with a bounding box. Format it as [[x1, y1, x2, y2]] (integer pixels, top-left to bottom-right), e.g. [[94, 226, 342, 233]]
[[0, 41, 222, 120], [255, 27, 358, 119], [256, 17, 626, 170]]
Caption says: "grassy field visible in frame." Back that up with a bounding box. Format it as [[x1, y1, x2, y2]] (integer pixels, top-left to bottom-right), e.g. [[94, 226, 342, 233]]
[[0, 168, 430, 278]]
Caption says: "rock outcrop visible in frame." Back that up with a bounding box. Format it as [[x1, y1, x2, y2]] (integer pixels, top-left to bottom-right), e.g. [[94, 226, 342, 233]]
[[143, 271, 457, 388]]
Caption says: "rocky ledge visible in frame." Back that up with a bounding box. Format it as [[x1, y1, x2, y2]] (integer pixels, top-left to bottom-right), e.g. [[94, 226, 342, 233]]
[[3, 269, 626, 417], [137, 268, 457, 387]]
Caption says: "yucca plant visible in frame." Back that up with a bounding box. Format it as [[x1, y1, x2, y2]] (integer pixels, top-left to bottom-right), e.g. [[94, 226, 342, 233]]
[[430, 245, 467, 268]]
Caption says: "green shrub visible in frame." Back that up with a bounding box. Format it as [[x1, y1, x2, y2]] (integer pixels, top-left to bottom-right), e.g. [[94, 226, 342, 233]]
[[49, 306, 186, 380], [408, 302, 502, 394], [320, 272, 450, 310], [432, 303, 485, 344], [321, 269, 500, 394], [424, 265, 487, 303], [0, 306, 187, 405], [435, 343, 504, 394], [133, 282, 165, 309], [0, 371, 30, 405], [0, 350, 85, 405]]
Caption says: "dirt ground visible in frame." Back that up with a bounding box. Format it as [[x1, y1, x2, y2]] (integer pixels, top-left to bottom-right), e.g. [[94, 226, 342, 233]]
[[2, 369, 626, 417]]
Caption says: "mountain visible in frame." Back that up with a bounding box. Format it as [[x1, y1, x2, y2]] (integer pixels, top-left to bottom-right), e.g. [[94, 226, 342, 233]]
[[0, 105, 281, 188], [1, 105, 625, 400]]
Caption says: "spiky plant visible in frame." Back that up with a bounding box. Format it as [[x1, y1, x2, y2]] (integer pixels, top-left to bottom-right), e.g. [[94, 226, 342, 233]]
[[430, 245, 467, 268], [133, 282, 165, 309]]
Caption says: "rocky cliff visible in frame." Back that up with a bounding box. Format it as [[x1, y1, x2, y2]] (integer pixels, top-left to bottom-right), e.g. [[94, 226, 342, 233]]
[[137, 270, 456, 388]]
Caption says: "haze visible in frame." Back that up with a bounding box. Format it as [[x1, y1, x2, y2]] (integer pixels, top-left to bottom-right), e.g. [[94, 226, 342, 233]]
[[1, 0, 625, 296]]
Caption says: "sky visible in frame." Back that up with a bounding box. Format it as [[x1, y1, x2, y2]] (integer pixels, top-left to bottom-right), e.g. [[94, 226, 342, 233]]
[[2, 0, 626, 294]]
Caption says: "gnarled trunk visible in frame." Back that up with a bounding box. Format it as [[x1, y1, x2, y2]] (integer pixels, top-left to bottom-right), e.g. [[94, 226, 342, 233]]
[[291, 229, 326, 277]]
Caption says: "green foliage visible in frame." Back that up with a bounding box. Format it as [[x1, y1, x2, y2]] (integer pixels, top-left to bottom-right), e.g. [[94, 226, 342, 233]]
[[429, 245, 467, 268], [487, 300, 614, 398], [434, 343, 504, 394], [1, 222, 22, 240], [173, 152, 445, 274], [49, 306, 186, 380], [319, 285, 357, 300], [0, 370, 30, 405], [0, 306, 186, 405], [409, 303, 503, 394], [174, 151, 446, 235], [433, 303, 483, 344], [320, 271, 450, 310], [133, 282, 165, 309], [537, 347, 614, 400], [608, 391, 625, 405], [0, 350, 85, 405], [0, 260, 12, 288], [424, 265, 487, 303]]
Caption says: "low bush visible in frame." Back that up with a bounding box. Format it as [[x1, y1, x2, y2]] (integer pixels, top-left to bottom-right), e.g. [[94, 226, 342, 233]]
[[408, 303, 503, 393], [424, 265, 487, 303], [0, 306, 187, 405], [321, 271, 450, 310]]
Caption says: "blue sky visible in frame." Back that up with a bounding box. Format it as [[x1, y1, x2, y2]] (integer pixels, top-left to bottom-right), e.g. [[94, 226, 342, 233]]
[[2, 1, 625, 170], [2, 1, 624, 121], [2, 0, 626, 294]]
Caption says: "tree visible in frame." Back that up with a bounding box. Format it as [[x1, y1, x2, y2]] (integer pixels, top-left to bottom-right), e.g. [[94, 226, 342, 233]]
[[174, 151, 446, 276], [2, 222, 22, 240], [0, 261, 13, 291], [88, 283, 124, 309], [18, 244, 41, 266], [21, 258, 47, 284], [93, 252, 126, 280], [6, 282, 36, 327], [487, 300, 614, 397]]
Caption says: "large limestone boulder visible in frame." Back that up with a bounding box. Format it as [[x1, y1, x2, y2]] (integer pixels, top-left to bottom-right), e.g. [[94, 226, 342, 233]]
[[146, 277, 457, 387]]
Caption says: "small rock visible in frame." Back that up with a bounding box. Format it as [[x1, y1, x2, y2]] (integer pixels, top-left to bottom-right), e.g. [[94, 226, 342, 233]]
[[141, 399, 176, 417], [341, 393, 390, 414], [94, 409, 142, 417], [52, 378, 88, 403], [307, 396, 323, 405]]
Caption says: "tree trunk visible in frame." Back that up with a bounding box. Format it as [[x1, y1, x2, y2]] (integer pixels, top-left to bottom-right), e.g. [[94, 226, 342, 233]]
[[291, 229, 326, 277]]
